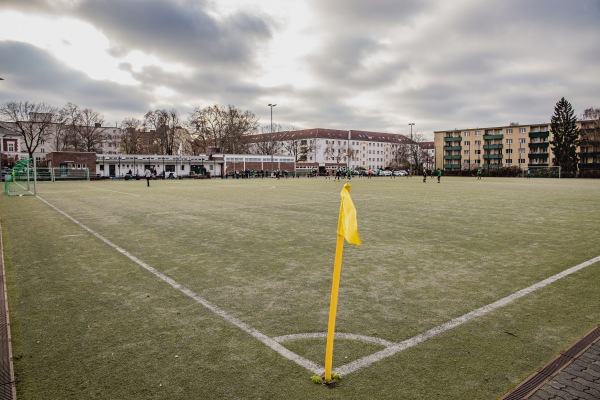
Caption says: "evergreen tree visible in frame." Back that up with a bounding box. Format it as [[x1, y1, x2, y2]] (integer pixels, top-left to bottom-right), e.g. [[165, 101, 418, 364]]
[[550, 97, 580, 174]]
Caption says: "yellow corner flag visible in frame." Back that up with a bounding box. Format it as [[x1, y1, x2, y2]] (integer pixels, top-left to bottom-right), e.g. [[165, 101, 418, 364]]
[[337, 183, 362, 246], [324, 183, 361, 381]]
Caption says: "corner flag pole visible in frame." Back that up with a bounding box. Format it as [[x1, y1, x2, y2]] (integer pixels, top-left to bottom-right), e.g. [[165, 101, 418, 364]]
[[324, 183, 361, 381], [324, 232, 345, 380]]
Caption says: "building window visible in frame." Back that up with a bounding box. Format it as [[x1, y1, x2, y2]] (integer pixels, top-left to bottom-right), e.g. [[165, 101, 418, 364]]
[[519, 138, 526, 144], [506, 129, 513, 134], [463, 150, 470, 155], [506, 139, 513, 144], [7, 143, 14, 152], [519, 148, 525, 154], [475, 140, 481, 146], [506, 159, 512, 164], [463, 132, 470, 136], [464, 141, 470, 146], [475, 150, 481, 155], [475, 131, 482, 136], [519, 128, 526, 133], [506, 149, 513, 154]]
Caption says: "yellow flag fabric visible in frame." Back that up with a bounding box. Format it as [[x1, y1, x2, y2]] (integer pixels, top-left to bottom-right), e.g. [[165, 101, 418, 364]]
[[337, 183, 362, 246]]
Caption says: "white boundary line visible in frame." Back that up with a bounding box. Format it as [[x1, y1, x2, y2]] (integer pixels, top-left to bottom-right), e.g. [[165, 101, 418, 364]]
[[335, 255, 600, 375], [36, 195, 600, 377], [36, 195, 322, 375]]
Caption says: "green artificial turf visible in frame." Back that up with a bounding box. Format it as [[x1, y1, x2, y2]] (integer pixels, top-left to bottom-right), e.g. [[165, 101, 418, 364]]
[[1, 176, 599, 399]]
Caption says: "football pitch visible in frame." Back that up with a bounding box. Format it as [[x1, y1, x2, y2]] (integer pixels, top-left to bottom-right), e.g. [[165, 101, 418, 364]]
[[1, 176, 599, 399]]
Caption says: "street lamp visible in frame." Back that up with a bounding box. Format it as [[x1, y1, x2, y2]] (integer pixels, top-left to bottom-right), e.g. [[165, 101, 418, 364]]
[[408, 123, 415, 175], [268, 103, 277, 175]]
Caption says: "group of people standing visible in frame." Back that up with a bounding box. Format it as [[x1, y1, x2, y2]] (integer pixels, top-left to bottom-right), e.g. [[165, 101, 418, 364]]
[[423, 168, 442, 183]]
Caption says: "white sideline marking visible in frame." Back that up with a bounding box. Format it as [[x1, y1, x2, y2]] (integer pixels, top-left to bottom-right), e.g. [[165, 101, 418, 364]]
[[36, 195, 600, 377], [36, 196, 322, 375], [335, 255, 600, 375]]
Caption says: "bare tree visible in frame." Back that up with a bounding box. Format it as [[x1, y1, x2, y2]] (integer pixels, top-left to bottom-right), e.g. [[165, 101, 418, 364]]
[[390, 142, 409, 169], [0, 101, 59, 158], [48, 107, 70, 151], [119, 117, 144, 154], [62, 103, 106, 152], [75, 108, 106, 152], [223, 104, 259, 153], [187, 104, 258, 153], [187, 105, 227, 152], [144, 109, 179, 155]]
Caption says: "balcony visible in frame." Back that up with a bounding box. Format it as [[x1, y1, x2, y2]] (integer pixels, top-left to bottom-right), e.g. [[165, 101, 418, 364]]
[[443, 145, 462, 151], [528, 153, 549, 159], [579, 151, 599, 158], [443, 155, 462, 160], [444, 164, 461, 169], [529, 131, 550, 138], [529, 142, 549, 149], [483, 144, 503, 150], [483, 134, 503, 140], [483, 154, 503, 159], [444, 137, 462, 142], [528, 163, 548, 167]]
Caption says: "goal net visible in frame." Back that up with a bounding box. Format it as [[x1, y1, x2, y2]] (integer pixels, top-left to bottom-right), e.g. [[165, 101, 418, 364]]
[[4, 158, 36, 196], [526, 165, 561, 178], [35, 167, 90, 182]]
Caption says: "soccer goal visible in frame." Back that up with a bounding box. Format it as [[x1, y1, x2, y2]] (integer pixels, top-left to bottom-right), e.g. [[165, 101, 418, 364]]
[[4, 158, 37, 196], [526, 165, 561, 178], [34, 167, 90, 182]]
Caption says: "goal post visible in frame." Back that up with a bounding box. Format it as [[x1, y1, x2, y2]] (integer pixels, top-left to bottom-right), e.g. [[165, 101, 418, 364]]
[[34, 167, 90, 182], [4, 158, 37, 196], [526, 165, 561, 178]]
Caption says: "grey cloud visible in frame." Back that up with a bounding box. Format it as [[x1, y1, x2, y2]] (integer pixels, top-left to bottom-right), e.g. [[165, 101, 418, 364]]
[[307, 0, 435, 26], [0, 41, 152, 122], [2, 0, 599, 137], [75, 0, 273, 69], [305, 35, 411, 91]]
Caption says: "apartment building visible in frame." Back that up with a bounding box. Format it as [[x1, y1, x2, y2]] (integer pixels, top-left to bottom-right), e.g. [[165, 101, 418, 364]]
[[246, 128, 416, 175], [434, 121, 599, 171]]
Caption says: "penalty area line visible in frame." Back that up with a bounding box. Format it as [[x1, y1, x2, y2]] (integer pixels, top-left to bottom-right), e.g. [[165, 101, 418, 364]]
[[36, 195, 322, 375], [335, 254, 600, 376]]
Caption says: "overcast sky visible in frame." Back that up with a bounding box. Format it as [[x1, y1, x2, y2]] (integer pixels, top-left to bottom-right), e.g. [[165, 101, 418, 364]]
[[1, 0, 599, 139]]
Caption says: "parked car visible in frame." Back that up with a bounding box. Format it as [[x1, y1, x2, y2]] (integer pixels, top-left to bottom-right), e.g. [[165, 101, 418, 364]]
[[380, 170, 393, 176], [393, 170, 408, 176]]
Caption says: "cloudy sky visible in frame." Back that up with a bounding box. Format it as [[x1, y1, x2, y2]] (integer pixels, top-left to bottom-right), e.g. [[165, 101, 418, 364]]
[[0, 0, 599, 139]]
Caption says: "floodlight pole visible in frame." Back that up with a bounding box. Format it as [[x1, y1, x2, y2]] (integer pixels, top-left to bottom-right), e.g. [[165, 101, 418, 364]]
[[409, 123, 415, 174], [269, 103, 277, 175]]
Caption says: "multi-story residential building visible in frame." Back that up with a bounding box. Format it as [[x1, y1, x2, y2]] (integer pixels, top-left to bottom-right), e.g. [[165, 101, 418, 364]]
[[434, 121, 599, 172], [246, 128, 417, 174]]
